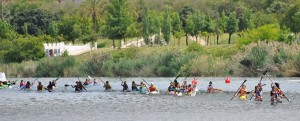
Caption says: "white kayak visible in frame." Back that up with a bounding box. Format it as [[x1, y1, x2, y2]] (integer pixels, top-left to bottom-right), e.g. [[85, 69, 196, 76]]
[[149, 91, 160, 95]]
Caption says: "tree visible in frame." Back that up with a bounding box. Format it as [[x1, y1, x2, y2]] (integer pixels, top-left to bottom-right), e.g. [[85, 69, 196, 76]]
[[11, 9, 59, 36], [0, 20, 16, 39], [226, 12, 239, 44], [80, 0, 106, 33], [162, 11, 172, 45], [106, 0, 133, 48], [282, 3, 300, 39], [185, 12, 204, 43], [179, 6, 194, 46], [142, 8, 151, 45], [59, 16, 82, 44], [202, 15, 215, 45], [215, 11, 228, 45], [4, 37, 45, 63], [48, 21, 59, 39], [171, 12, 182, 45]]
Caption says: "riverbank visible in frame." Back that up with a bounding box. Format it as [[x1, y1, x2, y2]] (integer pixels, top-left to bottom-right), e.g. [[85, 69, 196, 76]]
[[1, 42, 300, 77]]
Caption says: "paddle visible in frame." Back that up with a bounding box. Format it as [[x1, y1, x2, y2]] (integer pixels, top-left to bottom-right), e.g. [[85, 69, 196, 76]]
[[77, 77, 87, 92], [230, 80, 247, 100], [267, 75, 290, 102], [20, 77, 39, 91]]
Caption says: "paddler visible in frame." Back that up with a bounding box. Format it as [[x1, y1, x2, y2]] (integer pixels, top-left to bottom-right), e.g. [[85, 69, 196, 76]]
[[270, 85, 279, 102], [181, 81, 188, 94], [235, 84, 247, 100], [192, 77, 198, 87], [253, 86, 263, 101], [166, 82, 175, 95], [131, 81, 139, 91], [37, 82, 45, 91], [174, 80, 181, 94], [93, 79, 98, 85], [149, 83, 157, 92], [139, 82, 148, 94], [84, 79, 90, 86], [24, 81, 33, 90], [103, 81, 112, 92], [207, 81, 214, 93], [47, 81, 54, 92], [19, 80, 25, 88], [187, 84, 194, 95], [274, 82, 286, 98], [121, 81, 129, 91]]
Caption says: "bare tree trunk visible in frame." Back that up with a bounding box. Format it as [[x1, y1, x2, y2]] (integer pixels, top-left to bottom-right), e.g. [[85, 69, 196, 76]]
[[228, 33, 232, 44], [113, 39, 115, 48], [217, 34, 219, 45], [186, 33, 188, 46]]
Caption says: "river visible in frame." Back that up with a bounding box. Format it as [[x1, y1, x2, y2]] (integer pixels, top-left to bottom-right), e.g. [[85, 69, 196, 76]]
[[0, 77, 300, 121]]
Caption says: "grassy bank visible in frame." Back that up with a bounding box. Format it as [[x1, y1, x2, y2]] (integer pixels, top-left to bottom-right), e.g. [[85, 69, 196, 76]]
[[1, 41, 300, 77]]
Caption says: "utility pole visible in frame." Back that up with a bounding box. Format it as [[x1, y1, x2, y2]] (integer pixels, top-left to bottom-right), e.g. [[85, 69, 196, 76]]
[[1, 0, 10, 20]]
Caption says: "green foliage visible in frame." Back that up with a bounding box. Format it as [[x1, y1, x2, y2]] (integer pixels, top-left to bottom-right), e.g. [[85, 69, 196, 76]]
[[162, 11, 172, 45], [241, 46, 268, 68], [35, 57, 77, 77], [238, 24, 282, 44], [11, 9, 59, 36], [0, 20, 16, 39], [106, 0, 133, 48], [4, 37, 45, 63], [186, 42, 204, 53], [142, 8, 151, 45], [282, 3, 300, 34], [59, 16, 83, 43], [226, 12, 239, 44]]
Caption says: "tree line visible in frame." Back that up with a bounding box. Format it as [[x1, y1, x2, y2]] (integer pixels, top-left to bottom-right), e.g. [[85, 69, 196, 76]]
[[1, 0, 300, 63]]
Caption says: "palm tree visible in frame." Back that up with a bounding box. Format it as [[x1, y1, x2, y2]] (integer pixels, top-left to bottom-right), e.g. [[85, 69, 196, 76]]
[[79, 0, 107, 33]]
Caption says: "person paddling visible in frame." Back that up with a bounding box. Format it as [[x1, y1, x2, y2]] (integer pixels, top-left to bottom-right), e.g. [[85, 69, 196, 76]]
[[253, 86, 263, 101], [187, 84, 194, 95], [103, 81, 112, 92], [24, 81, 33, 91], [139, 82, 148, 94], [47, 81, 54, 92], [270, 85, 280, 102], [149, 83, 158, 93], [93, 79, 98, 86], [37, 82, 45, 92], [131, 81, 139, 91], [235, 84, 248, 100], [19, 80, 25, 88], [207, 81, 214, 93], [121, 81, 129, 92], [166, 82, 175, 95], [181, 81, 188, 94]]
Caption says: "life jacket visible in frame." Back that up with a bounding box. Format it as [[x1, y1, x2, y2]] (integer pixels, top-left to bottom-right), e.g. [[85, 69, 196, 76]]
[[255, 90, 261, 96], [37, 85, 43, 91], [192, 80, 198, 85], [188, 86, 194, 92], [84, 81, 89, 85], [270, 90, 278, 98], [149, 86, 156, 92], [20, 82, 25, 87], [105, 84, 111, 90], [168, 86, 174, 91], [240, 88, 247, 96]]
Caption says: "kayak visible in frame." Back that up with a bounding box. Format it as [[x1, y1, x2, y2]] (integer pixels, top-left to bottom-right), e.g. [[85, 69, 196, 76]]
[[149, 91, 160, 95], [84, 84, 92, 88], [0, 85, 6, 89]]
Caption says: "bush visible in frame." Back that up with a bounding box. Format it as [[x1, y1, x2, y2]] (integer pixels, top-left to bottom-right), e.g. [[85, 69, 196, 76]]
[[186, 42, 204, 53], [35, 57, 76, 77], [4, 37, 45, 63], [241, 46, 268, 69]]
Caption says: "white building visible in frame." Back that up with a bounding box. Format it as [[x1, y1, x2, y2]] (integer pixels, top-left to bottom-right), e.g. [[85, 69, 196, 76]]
[[44, 42, 97, 56]]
